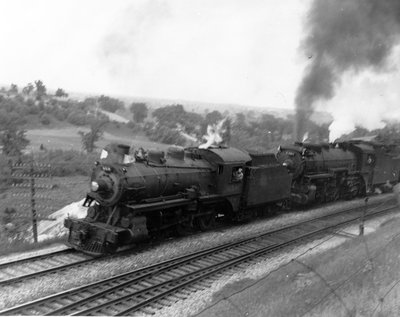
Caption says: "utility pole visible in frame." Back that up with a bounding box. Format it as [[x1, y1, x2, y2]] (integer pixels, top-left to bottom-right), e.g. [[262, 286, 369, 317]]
[[359, 197, 369, 236], [8, 158, 53, 243], [30, 161, 38, 243]]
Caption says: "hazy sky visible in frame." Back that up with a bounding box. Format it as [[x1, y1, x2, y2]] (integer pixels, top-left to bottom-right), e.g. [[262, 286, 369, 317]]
[[0, 0, 310, 108]]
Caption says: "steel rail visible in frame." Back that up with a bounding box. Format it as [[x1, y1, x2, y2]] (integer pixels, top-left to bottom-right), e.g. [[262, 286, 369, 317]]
[[0, 249, 72, 269], [0, 251, 95, 287], [115, 204, 399, 316], [0, 198, 395, 316]]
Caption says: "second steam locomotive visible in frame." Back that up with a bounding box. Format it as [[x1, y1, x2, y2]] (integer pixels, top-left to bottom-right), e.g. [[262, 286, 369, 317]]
[[65, 138, 400, 255]]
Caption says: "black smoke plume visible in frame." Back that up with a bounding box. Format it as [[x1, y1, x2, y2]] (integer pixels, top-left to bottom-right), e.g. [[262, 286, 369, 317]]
[[295, 0, 400, 140]]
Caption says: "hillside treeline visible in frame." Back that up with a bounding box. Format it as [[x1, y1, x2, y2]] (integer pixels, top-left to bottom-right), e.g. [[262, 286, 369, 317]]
[[0, 81, 330, 158], [2, 81, 400, 161]]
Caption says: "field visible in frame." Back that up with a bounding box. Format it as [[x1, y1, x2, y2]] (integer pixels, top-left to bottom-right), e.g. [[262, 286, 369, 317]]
[[25, 126, 170, 152], [6, 124, 167, 220]]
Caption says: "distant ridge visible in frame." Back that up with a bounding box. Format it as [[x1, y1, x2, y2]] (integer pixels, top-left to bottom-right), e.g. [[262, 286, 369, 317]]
[[0, 82, 332, 124]]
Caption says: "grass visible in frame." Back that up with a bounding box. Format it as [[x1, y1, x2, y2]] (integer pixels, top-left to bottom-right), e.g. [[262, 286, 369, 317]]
[[0, 175, 88, 255], [0, 236, 67, 258], [297, 218, 400, 316], [0, 176, 89, 219], [25, 125, 169, 152], [192, 210, 400, 317]]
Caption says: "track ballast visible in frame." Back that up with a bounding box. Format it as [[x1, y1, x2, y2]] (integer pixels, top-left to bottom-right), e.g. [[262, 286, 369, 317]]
[[1, 199, 397, 316]]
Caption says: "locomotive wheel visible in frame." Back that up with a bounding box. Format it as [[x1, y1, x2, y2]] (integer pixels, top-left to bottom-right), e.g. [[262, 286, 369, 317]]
[[314, 189, 324, 203], [334, 188, 340, 201], [176, 218, 193, 236], [197, 211, 216, 231], [278, 199, 291, 211]]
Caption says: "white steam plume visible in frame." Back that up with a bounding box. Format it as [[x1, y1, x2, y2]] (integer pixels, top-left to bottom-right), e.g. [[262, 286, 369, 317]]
[[199, 119, 227, 149]]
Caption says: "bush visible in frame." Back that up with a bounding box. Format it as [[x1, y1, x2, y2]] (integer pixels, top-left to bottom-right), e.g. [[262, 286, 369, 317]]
[[130, 102, 148, 123], [34, 149, 99, 176], [53, 108, 68, 121], [27, 104, 40, 115], [67, 111, 87, 126], [126, 121, 136, 129], [0, 155, 12, 189], [98, 95, 124, 113], [25, 98, 35, 107], [146, 125, 186, 146], [40, 114, 51, 125], [127, 121, 142, 134]]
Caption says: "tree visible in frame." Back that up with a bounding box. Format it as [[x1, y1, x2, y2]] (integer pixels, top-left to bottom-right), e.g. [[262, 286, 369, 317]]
[[9, 83, 18, 95], [205, 110, 223, 125], [82, 97, 97, 108], [146, 125, 186, 146], [0, 102, 29, 156], [34, 80, 46, 100], [79, 120, 107, 153], [202, 110, 223, 134], [152, 104, 186, 128], [130, 102, 148, 123], [98, 95, 124, 113], [40, 114, 51, 125], [0, 127, 29, 156], [67, 111, 87, 126], [22, 83, 34, 95], [55, 88, 68, 98], [234, 113, 246, 129]]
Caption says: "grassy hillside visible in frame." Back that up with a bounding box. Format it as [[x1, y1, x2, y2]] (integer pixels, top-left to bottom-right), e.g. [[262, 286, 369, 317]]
[[26, 126, 169, 152]]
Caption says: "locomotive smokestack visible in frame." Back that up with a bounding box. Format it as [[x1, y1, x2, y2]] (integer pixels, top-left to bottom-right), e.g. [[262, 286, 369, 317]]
[[295, 0, 400, 140]]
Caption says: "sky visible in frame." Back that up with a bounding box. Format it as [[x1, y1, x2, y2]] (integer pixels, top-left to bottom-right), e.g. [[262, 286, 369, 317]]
[[2, 0, 400, 142], [0, 0, 309, 109]]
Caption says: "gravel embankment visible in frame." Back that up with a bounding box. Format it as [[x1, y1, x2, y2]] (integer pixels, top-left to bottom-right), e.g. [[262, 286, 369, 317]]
[[0, 194, 395, 311], [160, 209, 400, 317]]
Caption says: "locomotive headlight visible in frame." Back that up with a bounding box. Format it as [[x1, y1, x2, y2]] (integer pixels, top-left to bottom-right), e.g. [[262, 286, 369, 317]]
[[90, 178, 112, 193], [89, 175, 119, 206], [91, 181, 100, 192]]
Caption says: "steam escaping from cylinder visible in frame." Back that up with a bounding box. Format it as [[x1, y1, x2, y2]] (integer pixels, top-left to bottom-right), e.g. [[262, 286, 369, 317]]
[[295, 0, 400, 141], [199, 118, 229, 149], [302, 132, 309, 143]]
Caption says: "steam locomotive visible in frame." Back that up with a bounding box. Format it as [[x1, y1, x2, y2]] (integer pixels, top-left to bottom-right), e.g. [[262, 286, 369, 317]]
[[64, 138, 400, 255], [276, 139, 400, 204]]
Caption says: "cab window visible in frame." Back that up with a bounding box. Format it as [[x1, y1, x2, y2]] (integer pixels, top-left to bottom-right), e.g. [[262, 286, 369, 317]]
[[231, 166, 244, 182]]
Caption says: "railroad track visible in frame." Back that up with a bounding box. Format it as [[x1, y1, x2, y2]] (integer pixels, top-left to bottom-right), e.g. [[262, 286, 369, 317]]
[[0, 249, 95, 287], [1, 199, 397, 316]]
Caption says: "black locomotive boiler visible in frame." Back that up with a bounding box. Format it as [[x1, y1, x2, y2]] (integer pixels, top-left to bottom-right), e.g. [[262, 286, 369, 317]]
[[65, 143, 291, 254]]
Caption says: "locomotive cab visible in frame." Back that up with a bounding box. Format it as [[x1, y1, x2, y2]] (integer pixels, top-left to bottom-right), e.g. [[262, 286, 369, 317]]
[[198, 146, 250, 196]]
